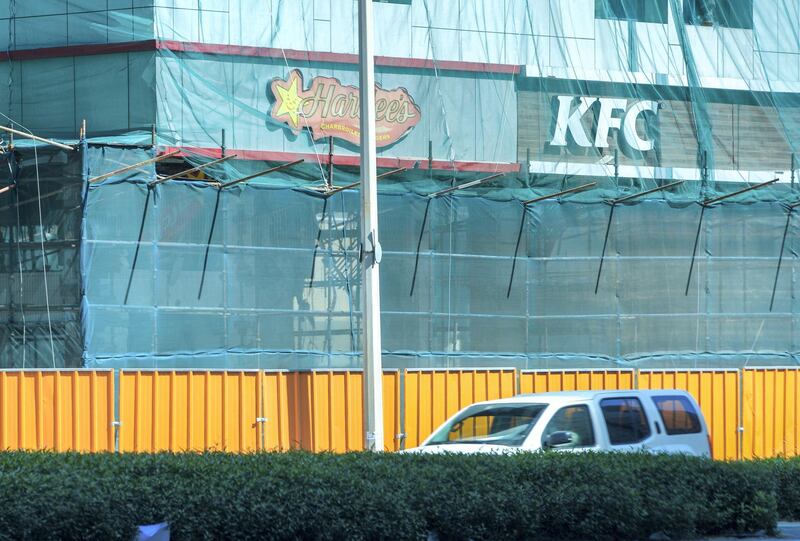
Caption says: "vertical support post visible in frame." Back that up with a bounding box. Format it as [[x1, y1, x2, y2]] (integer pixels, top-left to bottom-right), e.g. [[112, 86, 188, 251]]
[[327, 136, 334, 190], [701, 149, 708, 198], [792, 153, 796, 190], [770, 208, 793, 312], [525, 147, 531, 187], [428, 140, 433, 176], [151, 124, 157, 148], [595, 203, 616, 294], [309, 198, 329, 288], [507, 207, 527, 298], [685, 204, 706, 296], [358, 0, 384, 451], [614, 149, 619, 183], [80, 119, 86, 142], [409, 198, 431, 297], [221, 129, 226, 158]]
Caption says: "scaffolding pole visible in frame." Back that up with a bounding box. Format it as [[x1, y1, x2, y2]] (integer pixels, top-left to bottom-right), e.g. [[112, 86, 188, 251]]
[[88, 150, 180, 184], [218, 159, 304, 189], [148, 155, 236, 187], [0, 125, 74, 152]]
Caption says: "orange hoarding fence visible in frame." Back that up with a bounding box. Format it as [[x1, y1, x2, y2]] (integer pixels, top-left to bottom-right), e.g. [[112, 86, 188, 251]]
[[518, 369, 634, 394], [638, 370, 739, 460], [5, 367, 800, 460], [742, 368, 800, 459], [118, 370, 261, 453], [259, 371, 291, 451], [403, 369, 516, 449], [0, 370, 114, 452], [383, 371, 402, 451], [284, 370, 401, 452]]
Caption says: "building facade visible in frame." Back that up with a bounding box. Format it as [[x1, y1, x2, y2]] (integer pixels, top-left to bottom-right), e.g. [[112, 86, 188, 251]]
[[1, 0, 799, 369]]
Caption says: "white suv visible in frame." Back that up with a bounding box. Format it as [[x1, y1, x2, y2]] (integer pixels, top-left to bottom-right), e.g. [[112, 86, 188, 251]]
[[405, 390, 711, 457]]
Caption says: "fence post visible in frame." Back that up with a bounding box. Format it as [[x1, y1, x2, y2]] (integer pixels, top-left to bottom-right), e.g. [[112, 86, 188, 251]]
[[112, 369, 121, 453]]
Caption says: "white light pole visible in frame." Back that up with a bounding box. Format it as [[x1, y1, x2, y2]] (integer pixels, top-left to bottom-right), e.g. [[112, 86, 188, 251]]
[[358, 0, 384, 451]]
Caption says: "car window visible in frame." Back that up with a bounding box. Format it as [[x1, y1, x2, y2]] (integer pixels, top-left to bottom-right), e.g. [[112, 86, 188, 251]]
[[651, 395, 702, 435], [600, 397, 651, 445], [426, 403, 547, 447], [541, 405, 596, 448]]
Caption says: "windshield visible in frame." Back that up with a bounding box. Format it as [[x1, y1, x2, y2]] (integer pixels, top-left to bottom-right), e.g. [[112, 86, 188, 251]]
[[426, 403, 547, 447]]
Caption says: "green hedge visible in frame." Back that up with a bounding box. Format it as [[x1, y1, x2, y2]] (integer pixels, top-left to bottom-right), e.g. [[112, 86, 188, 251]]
[[0, 451, 789, 541]]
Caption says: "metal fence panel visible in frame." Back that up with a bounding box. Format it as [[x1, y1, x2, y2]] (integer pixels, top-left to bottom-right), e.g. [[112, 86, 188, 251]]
[[0, 370, 114, 452], [118, 370, 260, 453], [742, 368, 800, 459]]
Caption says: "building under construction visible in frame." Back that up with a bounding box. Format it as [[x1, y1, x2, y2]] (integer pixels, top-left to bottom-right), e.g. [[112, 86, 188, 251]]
[[1, 0, 799, 371]]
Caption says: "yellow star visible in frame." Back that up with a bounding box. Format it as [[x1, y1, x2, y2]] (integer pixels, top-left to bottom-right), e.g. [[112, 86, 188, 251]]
[[275, 74, 302, 129]]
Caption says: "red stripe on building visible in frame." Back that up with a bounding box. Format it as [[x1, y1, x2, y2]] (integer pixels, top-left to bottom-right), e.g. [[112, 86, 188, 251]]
[[0, 40, 520, 76], [0, 40, 158, 61], [161, 146, 521, 174], [158, 40, 520, 75]]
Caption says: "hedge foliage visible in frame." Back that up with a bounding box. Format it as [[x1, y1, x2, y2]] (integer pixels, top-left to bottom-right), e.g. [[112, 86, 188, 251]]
[[0, 451, 793, 541]]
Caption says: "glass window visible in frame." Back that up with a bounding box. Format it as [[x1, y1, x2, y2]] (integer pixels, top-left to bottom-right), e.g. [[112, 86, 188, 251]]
[[652, 395, 702, 435], [600, 397, 651, 444], [683, 0, 753, 29], [541, 405, 596, 448], [595, 0, 668, 24], [426, 403, 547, 447]]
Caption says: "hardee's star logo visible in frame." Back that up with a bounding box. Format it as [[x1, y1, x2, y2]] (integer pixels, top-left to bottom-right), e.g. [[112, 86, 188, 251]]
[[272, 70, 304, 129]]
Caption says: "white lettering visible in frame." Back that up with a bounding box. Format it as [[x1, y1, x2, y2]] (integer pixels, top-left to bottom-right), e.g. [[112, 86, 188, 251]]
[[549, 95, 659, 151], [623, 100, 658, 152], [551, 96, 596, 147], [594, 98, 627, 148]]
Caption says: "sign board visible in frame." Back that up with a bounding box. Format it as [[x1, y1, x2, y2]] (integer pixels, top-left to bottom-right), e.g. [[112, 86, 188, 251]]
[[269, 70, 422, 148], [518, 89, 799, 172]]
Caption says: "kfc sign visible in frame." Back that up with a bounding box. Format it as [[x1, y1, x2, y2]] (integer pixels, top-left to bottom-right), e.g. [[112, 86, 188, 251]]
[[550, 96, 659, 151]]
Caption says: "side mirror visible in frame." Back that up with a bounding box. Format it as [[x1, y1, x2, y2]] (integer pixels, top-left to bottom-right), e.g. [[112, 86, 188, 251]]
[[544, 431, 574, 449]]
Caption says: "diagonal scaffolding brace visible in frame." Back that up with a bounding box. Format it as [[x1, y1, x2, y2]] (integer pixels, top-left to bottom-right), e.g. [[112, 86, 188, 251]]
[[507, 182, 597, 298], [686, 178, 780, 296], [148, 154, 237, 187], [521, 182, 597, 206], [595, 180, 685, 294], [0, 125, 75, 152], [89, 150, 180, 184], [428, 172, 504, 198], [218, 159, 304, 189], [319, 167, 408, 198], [702, 177, 780, 207]]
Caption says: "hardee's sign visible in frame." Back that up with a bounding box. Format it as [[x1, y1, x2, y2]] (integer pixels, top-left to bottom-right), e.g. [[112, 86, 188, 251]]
[[269, 70, 421, 147]]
